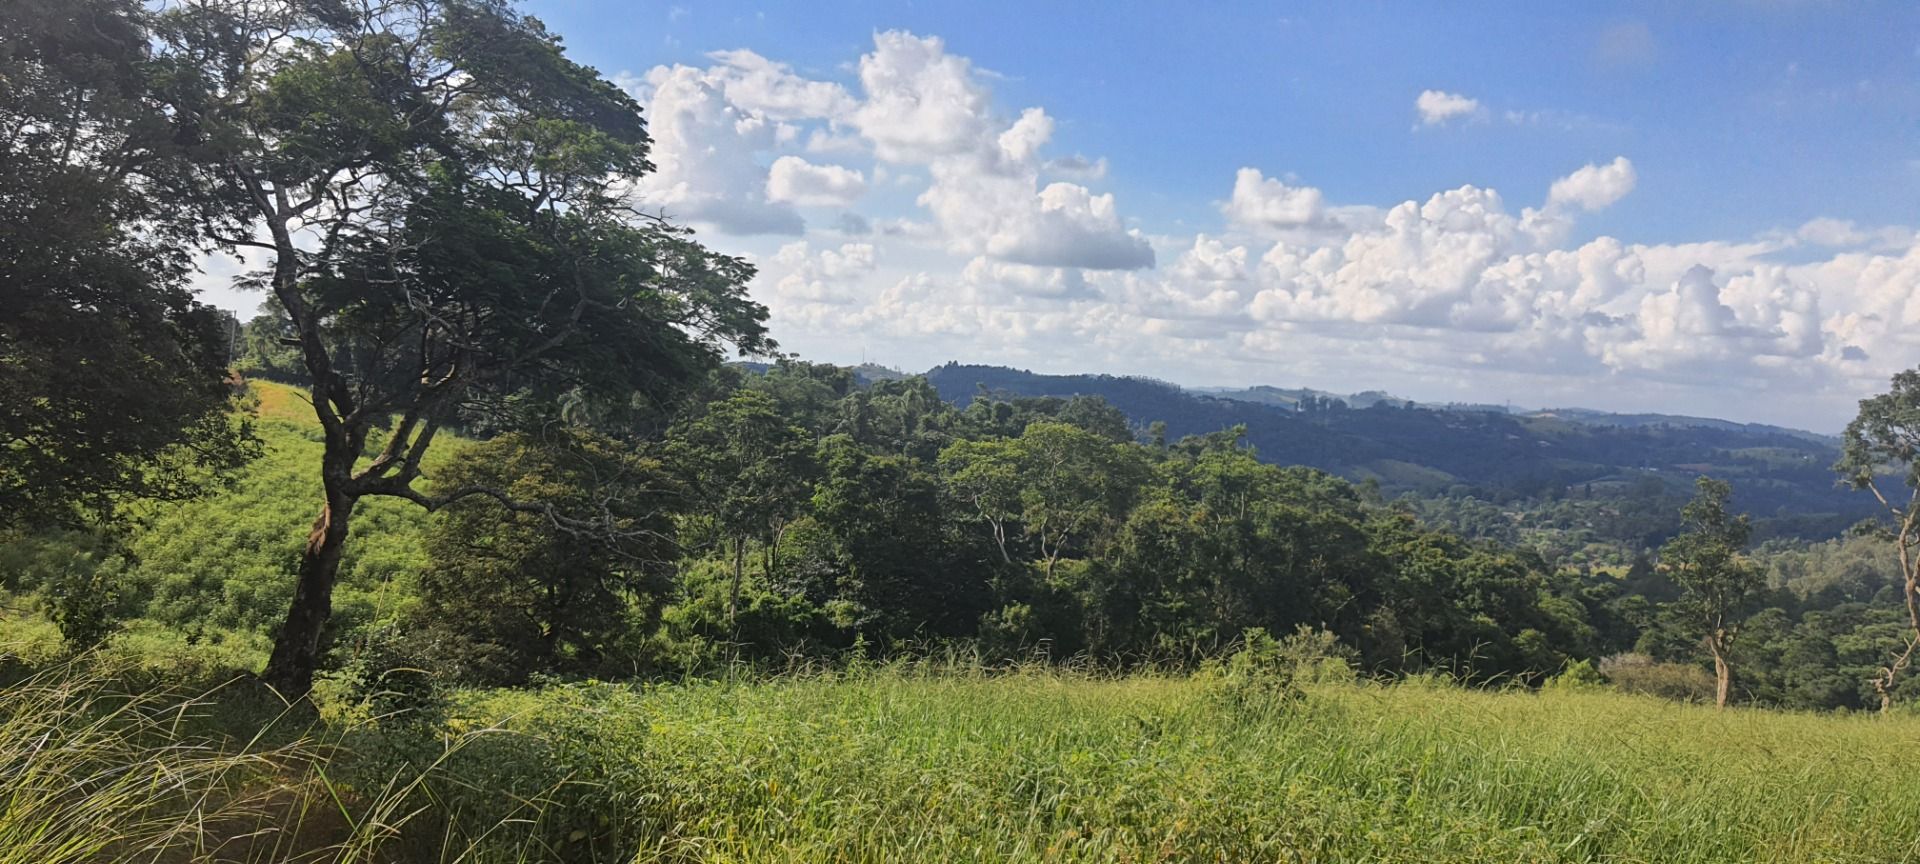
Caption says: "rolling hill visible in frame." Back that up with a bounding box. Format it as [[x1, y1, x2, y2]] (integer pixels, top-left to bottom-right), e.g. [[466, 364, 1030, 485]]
[[920, 363, 1873, 539]]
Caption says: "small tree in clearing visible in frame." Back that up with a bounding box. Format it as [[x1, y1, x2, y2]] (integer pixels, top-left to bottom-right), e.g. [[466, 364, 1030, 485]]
[[1659, 476, 1761, 709]]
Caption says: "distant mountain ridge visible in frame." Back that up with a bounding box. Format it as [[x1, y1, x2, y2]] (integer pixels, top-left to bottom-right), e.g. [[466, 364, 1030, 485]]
[[1525, 407, 1835, 445], [1193, 385, 1833, 444], [915, 362, 1868, 535]]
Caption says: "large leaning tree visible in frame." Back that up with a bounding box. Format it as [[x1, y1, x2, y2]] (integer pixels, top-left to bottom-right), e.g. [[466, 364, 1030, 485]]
[[1836, 368, 1920, 713], [150, 0, 771, 692], [1, 0, 257, 529]]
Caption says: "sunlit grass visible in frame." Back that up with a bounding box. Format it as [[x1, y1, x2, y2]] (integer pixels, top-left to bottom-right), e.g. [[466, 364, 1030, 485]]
[[7, 641, 1919, 862], [248, 379, 315, 426], [442, 669, 1920, 863]]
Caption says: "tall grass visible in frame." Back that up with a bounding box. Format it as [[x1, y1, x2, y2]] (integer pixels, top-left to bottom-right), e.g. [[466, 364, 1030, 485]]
[[454, 665, 1920, 863], [0, 657, 292, 863], [6, 655, 1920, 863], [0, 654, 544, 863]]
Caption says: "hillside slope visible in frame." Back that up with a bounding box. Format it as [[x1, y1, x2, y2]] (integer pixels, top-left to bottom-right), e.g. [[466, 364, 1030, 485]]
[[123, 382, 452, 658], [923, 363, 1872, 538]]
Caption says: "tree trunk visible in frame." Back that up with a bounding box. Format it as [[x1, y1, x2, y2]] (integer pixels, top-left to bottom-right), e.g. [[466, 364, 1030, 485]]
[[766, 522, 788, 583], [1710, 641, 1731, 709], [728, 537, 745, 623], [264, 489, 357, 694]]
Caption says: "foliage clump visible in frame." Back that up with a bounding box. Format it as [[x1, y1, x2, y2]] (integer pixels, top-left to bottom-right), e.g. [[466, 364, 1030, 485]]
[[1598, 653, 1718, 703]]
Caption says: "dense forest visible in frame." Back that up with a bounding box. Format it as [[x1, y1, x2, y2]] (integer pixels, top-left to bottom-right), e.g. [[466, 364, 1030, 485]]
[[5, 359, 1919, 713]]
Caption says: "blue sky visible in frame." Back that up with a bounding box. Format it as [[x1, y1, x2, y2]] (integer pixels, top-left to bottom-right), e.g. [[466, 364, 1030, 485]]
[[529, 0, 1920, 244], [197, 2, 1920, 430]]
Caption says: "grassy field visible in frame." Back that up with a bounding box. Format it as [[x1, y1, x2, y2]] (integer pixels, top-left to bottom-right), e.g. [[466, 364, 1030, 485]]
[[429, 672, 1920, 864], [12, 663, 1910, 864]]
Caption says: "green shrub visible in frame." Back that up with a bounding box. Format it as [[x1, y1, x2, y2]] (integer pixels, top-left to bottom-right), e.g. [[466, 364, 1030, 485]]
[[1205, 626, 1349, 718], [314, 624, 450, 724], [1545, 657, 1607, 691], [47, 565, 126, 651], [0, 530, 131, 650]]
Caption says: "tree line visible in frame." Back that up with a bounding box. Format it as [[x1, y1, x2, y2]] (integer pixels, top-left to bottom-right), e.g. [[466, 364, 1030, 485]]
[[319, 361, 1918, 716], [378, 362, 1609, 684]]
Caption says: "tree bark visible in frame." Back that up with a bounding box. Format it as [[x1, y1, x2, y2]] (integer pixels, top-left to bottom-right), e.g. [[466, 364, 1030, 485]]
[[989, 517, 1011, 565], [264, 487, 357, 694], [1709, 638, 1731, 709], [766, 521, 789, 584], [728, 537, 745, 623], [1893, 535, 1920, 713]]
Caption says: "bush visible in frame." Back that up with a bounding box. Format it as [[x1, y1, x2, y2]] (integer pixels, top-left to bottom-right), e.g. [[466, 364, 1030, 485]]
[[1205, 626, 1356, 718], [314, 624, 450, 723], [1544, 657, 1606, 691], [1276, 624, 1360, 682], [1598, 652, 1716, 702], [47, 565, 126, 651], [0, 530, 131, 650]]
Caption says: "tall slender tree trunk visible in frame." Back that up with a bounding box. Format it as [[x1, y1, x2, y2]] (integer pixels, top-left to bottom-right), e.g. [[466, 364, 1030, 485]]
[[264, 487, 357, 694], [1895, 543, 1920, 713], [766, 522, 788, 584], [1709, 638, 1731, 709], [728, 537, 746, 623], [990, 518, 1011, 565], [1877, 636, 1917, 715], [259, 201, 362, 696]]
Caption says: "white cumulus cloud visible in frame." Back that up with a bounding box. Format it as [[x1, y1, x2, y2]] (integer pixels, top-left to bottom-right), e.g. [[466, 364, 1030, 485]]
[[1547, 157, 1638, 211], [766, 156, 868, 207], [851, 32, 995, 163], [623, 65, 803, 235], [1224, 168, 1327, 230], [702, 49, 856, 120], [1416, 90, 1484, 126], [856, 32, 1152, 270], [768, 241, 878, 305]]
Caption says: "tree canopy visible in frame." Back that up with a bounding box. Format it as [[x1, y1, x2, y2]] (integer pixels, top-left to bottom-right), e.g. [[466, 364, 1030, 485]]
[[1836, 369, 1920, 711], [0, 0, 256, 529], [131, 0, 770, 691], [1660, 477, 1762, 708]]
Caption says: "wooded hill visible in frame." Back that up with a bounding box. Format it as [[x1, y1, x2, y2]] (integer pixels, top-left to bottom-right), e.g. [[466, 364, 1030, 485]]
[[921, 363, 1872, 544]]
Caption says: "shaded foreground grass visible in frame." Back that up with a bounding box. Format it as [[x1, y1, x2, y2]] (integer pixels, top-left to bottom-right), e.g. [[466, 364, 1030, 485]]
[[5, 661, 1920, 863], [0, 658, 529, 864]]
